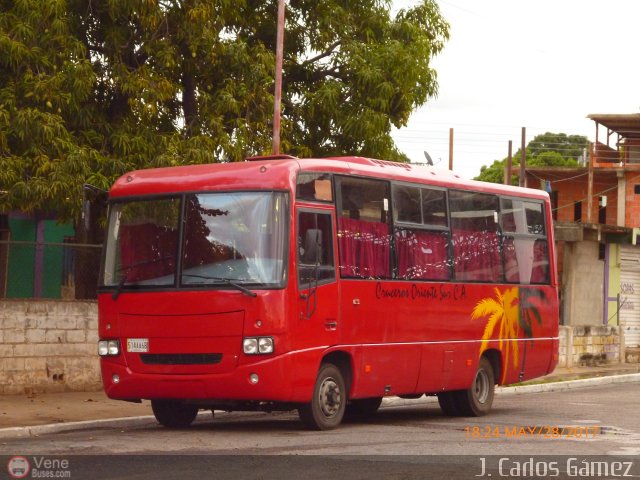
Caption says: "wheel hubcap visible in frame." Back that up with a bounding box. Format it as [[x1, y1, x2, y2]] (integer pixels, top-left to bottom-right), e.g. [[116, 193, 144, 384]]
[[318, 376, 341, 418], [474, 369, 490, 404]]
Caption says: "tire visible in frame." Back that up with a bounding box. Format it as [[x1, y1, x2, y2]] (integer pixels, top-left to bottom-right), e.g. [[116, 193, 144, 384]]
[[346, 397, 383, 418], [454, 356, 495, 417], [437, 391, 462, 416], [151, 400, 199, 428], [298, 363, 346, 430]]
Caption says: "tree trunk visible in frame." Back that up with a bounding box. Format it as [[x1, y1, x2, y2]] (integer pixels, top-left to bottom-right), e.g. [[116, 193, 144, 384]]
[[181, 45, 198, 136]]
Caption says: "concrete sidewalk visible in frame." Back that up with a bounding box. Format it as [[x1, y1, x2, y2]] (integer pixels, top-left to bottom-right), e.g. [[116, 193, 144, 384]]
[[1, 363, 639, 431]]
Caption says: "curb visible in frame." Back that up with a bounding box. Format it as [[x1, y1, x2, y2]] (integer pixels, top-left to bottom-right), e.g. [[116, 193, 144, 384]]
[[496, 372, 640, 396], [0, 415, 158, 440], [1, 373, 639, 440], [381, 372, 640, 407]]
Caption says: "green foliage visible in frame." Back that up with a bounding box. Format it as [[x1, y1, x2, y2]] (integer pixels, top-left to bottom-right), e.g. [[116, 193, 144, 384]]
[[477, 159, 512, 185], [526, 132, 588, 160], [283, 0, 449, 159], [475, 132, 588, 185], [0, 0, 450, 220]]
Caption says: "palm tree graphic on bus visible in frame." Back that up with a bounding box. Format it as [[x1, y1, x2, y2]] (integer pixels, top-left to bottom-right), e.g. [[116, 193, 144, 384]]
[[471, 287, 546, 383]]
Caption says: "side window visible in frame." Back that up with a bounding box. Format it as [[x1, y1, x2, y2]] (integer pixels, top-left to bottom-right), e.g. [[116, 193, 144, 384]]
[[393, 185, 421, 224], [297, 211, 335, 286], [450, 190, 502, 282], [501, 198, 549, 284], [501, 199, 545, 236], [422, 188, 448, 227], [296, 173, 333, 202], [392, 185, 448, 227], [337, 177, 391, 279], [393, 184, 450, 280]]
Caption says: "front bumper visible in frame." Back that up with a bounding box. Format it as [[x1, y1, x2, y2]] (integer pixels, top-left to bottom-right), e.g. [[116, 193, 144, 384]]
[[101, 348, 321, 403]]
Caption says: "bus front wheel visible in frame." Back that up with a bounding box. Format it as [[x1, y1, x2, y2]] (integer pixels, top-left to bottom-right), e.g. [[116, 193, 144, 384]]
[[298, 363, 346, 430], [151, 400, 198, 428]]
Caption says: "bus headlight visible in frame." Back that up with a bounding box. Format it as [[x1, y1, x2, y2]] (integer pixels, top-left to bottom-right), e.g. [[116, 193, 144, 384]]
[[243, 338, 258, 354], [258, 337, 274, 354], [243, 337, 274, 355], [98, 340, 120, 356]]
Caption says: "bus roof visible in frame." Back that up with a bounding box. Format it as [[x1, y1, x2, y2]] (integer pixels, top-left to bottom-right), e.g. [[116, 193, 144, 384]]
[[109, 156, 549, 201]]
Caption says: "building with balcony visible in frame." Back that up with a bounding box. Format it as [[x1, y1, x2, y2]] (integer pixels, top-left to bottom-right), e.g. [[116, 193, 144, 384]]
[[524, 113, 640, 361]]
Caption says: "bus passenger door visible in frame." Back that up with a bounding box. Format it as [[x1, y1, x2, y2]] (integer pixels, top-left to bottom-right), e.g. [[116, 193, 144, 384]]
[[296, 209, 340, 349]]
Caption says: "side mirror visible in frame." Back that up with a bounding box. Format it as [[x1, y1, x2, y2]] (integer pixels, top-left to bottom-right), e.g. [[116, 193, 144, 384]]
[[82, 184, 108, 225]]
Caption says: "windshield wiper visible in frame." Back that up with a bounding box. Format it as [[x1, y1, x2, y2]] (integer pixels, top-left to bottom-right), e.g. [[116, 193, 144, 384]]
[[182, 274, 258, 298], [111, 256, 174, 301], [112, 268, 131, 301]]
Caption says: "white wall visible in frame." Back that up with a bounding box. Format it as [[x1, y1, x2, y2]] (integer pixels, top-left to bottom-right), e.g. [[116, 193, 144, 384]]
[[562, 241, 604, 326], [0, 300, 101, 394]]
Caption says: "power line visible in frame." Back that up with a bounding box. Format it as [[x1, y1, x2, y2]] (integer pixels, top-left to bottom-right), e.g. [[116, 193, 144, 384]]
[[527, 171, 590, 184], [548, 172, 640, 213]]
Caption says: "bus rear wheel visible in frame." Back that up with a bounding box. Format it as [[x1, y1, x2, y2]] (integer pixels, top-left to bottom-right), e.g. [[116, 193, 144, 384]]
[[298, 363, 346, 430], [437, 391, 462, 416], [151, 400, 199, 428], [454, 357, 495, 417]]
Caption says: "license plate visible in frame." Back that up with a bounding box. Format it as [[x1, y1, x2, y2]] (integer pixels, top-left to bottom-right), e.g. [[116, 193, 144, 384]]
[[127, 338, 149, 353]]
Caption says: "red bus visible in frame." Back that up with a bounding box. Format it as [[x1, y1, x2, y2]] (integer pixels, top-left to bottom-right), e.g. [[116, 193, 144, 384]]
[[98, 155, 559, 430]]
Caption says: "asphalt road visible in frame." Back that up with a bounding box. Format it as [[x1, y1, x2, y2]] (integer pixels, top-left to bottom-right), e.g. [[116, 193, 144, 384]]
[[2, 382, 639, 479]]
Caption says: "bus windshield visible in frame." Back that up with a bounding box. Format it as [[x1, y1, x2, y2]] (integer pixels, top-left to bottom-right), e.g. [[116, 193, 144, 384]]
[[102, 192, 288, 289]]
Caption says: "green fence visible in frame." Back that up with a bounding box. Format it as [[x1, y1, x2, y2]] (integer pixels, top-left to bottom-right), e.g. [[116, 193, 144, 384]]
[[0, 240, 102, 300]]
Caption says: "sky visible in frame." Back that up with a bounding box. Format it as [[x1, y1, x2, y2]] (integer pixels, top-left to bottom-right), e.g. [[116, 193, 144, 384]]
[[390, 0, 640, 178]]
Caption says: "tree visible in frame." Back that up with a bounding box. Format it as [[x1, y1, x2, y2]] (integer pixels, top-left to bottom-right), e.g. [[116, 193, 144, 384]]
[[0, 0, 120, 220], [526, 132, 589, 160], [0, 0, 450, 220], [282, 0, 449, 159], [475, 132, 589, 185], [475, 159, 509, 185]]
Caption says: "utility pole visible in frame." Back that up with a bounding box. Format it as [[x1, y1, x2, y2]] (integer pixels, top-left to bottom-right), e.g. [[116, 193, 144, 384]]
[[587, 162, 594, 223], [272, 0, 286, 155], [519, 127, 526, 187], [505, 140, 513, 185]]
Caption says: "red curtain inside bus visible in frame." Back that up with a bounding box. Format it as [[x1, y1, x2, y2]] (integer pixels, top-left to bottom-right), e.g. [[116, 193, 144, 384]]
[[395, 229, 450, 280], [452, 230, 502, 282], [338, 218, 390, 278]]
